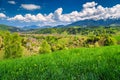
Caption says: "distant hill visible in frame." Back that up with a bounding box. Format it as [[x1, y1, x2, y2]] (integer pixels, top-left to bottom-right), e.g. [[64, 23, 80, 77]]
[[0, 24, 21, 32], [22, 25, 55, 30], [22, 19, 120, 30], [22, 25, 40, 30], [67, 19, 120, 27]]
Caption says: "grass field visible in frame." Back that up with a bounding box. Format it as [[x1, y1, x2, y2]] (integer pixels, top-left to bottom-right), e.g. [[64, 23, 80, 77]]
[[0, 45, 120, 80]]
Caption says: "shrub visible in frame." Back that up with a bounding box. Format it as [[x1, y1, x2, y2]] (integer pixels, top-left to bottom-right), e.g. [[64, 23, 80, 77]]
[[104, 36, 117, 46], [0, 36, 3, 50], [51, 38, 68, 51], [3, 32, 23, 58], [86, 36, 100, 44], [94, 42, 100, 47], [39, 40, 51, 54]]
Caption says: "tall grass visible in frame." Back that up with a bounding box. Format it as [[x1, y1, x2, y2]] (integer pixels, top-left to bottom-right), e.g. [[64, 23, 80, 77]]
[[0, 46, 120, 80]]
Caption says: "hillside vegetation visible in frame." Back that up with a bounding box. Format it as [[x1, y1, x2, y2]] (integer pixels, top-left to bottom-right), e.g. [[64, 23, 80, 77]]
[[0, 24, 20, 32], [0, 26, 120, 59], [0, 45, 120, 80], [26, 26, 119, 35]]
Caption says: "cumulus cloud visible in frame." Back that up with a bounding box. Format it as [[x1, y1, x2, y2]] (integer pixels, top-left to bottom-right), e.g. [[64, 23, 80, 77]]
[[53, 8, 63, 20], [0, 13, 6, 18], [83, 1, 97, 8], [8, 15, 25, 21], [8, 1, 16, 5], [7, 1, 120, 27], [21, 4, 40, 10]]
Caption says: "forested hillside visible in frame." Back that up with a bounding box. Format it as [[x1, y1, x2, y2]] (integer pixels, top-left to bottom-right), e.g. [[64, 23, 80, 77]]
[[0, 24, 21, 32]]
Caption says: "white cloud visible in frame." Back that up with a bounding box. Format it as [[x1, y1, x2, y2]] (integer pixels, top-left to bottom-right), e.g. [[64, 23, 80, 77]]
[[21, 4, 40, 10], [83, 1, 97, 8], [8, 14, 25, 21], [53, 8, 63, 20], [8, 1, 16, 5], [0, 13, 6, 18], [7, 2, 120, 27]]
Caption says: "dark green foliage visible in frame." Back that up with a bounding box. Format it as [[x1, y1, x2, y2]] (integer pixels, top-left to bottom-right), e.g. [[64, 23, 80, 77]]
[[0, 45, 120, 80], [3, 32, 23, 58], [104, 36, 117, 46], [85, 36, 100, 44], [0, 36, 3, 50]]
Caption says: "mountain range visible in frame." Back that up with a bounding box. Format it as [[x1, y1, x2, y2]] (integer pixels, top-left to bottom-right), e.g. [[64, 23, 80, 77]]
[[67, 19, 120, 27], [22, 19, 120, 30], [1, 19, 120, 31]]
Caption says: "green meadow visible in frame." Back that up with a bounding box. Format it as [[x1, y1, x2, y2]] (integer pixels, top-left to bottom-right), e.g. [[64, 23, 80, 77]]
[[0, 45, 120, 80]]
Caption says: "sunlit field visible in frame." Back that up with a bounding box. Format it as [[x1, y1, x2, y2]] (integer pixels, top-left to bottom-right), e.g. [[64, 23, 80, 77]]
[[0, 45, 120, 80]]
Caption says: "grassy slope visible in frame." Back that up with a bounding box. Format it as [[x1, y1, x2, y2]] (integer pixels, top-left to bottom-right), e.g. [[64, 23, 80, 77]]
[[0, 46, 120, 80], [0, 24, 20, 32]]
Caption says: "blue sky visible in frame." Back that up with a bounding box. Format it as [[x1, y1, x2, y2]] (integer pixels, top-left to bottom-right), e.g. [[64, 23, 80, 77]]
[[0, 0, 120, 27]]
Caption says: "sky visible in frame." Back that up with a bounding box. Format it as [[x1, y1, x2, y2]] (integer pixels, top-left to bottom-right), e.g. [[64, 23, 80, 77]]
[[0, 0, 120, 27]]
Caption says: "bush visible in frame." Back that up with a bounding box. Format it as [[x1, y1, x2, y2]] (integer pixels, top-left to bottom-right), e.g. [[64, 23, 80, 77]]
[[0, 36, 3, 50], [51, 38, 69, 51], [94, 42, 100, 47], [39, 40, 51, 54], [86, 36, 100, 44], [104, 36, 117, 46], [84, 36, 100, 47], [3, 32, 23, 59]]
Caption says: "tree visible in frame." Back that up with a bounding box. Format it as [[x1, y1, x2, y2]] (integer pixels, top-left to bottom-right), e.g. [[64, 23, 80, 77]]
[[3, 32, 23, 59], [39, 40, 51, 54], [104, 36, 117, 46], [0, 36, 3, 50]]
